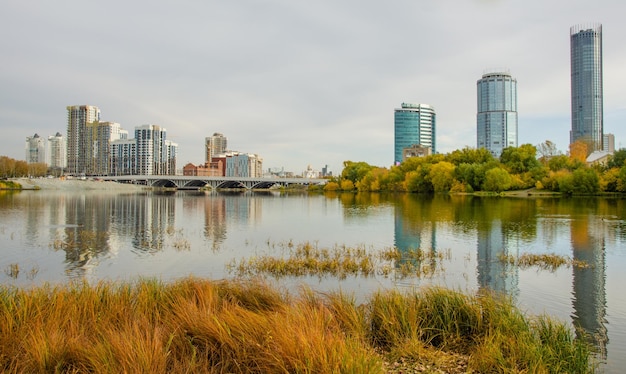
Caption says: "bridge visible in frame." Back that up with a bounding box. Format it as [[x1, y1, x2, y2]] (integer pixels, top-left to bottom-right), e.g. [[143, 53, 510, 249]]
[[102, 175, 327, 190]]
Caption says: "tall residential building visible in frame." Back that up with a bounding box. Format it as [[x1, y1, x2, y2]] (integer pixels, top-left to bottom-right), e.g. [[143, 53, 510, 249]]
[[570, 24, 603, 152], [85, 121, 123, 175], [66, 105, 101, 175], [110, 139, 136, 176], [25, 133, 46, 164], [394, 103, 436, 165], [476, 70, 518, 158], [47, 132, 66, 169], [135, 124, 177, 175], [205, 133, 227, 163]]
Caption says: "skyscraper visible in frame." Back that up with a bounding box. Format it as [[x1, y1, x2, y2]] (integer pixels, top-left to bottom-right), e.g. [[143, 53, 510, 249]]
[[66, 105, 101, 175], [394, 103, 436, 165], [570, 24, 603, 152], [476, 70, 518, 158]]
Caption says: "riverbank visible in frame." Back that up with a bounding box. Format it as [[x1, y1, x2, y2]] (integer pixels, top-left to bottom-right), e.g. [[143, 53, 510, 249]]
[[10, 177, 146, 191], [0, 277, 594, 373]]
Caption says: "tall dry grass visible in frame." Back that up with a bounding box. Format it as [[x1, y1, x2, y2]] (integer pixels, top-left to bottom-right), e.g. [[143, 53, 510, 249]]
[[0, 278, 595, 373]]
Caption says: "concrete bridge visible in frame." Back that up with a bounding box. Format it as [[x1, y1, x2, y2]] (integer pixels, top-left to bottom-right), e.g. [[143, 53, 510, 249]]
[[102, 175, 327, 190]]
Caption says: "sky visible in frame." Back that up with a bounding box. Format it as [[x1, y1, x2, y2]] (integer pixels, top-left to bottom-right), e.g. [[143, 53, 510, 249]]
[[2, 0, 626, 175]]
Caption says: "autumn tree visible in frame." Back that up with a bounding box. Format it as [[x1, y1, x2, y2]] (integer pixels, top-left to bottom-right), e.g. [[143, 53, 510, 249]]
[[536, 140, 560, 164], [569, 141, 588, 163], [482, 167, 512, 192], [429, 161, 456, 192]]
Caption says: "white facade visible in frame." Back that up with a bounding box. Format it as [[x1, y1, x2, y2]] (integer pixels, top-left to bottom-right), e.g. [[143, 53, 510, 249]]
[[47, 132, 66, 169], [110, 139, 136, 176], [25, 134, 46, 164]]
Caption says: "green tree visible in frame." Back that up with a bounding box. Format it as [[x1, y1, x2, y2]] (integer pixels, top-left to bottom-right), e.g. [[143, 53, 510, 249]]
[[446, 147, 495, 165], [483, 167, 512, 192], [500, 144, 541, 174], [341, 161, 375, 184], [429, 161, 456, 192], [608, 148, 626, 169]]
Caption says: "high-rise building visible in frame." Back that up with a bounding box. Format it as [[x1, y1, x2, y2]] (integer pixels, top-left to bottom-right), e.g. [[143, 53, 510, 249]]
[[394, 103, 436, 165], [67, 105, 101, 175], [135, 124, 177, 175], [205, 133, 227, 163], [570, 24, 603, 152], [86, 121, 123, 175], [476, 70, 518, 158], [25, 133, 46, 164], [110, 139, 136, 176], [47, 132, 66, 170]]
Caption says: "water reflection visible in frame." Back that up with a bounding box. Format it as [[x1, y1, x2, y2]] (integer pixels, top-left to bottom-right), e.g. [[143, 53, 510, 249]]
[[570, 206, 608, 359], [389, 195, 612, 362], [1, 190, 624, 372]]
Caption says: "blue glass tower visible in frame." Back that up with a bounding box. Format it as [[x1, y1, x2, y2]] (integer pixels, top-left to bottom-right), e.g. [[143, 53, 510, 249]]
[[570, 24, 603, 152], [476, 71, 518, 158], [394, 103, 436, 165]]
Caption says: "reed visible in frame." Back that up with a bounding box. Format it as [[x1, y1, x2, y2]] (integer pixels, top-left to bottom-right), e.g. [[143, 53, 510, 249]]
[[0, 278, 595, 373], [499, 252, 590, 271]]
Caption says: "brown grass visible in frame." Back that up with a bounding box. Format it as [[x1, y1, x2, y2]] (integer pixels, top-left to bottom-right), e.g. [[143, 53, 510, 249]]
[[0, 278, 595, 373]]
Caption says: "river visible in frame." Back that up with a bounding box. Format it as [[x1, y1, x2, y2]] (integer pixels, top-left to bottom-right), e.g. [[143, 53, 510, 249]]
[[0, 189, 625, 372]]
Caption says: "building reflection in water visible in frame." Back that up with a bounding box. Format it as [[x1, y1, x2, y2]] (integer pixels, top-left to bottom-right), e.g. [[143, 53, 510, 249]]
[[392, 196, 438, 278], [476, 219, 519, 296], [570, 213, 608, 359], [61, 193, 112, 277]]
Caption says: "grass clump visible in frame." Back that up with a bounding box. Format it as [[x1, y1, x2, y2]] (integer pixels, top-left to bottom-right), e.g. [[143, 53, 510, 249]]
[[0, 278, 595, 373], [228, 242, 450, 279], [499, 252, 591, 271]]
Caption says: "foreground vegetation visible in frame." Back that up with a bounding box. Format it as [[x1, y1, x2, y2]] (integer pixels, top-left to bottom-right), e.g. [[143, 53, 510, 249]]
[[0, 277, 594, 373], [316, 141, 626, 194]]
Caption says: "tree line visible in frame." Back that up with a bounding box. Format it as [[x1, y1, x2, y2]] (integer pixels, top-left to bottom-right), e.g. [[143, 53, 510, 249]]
[[322, 141, 626, 194], [0, 156, 48, 179]]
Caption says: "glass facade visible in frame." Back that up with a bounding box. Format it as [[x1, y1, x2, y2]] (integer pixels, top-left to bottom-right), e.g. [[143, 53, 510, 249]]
[[476, 71, 518, 158], [570, 24, 603, 151], [394, 103, 436, 165]]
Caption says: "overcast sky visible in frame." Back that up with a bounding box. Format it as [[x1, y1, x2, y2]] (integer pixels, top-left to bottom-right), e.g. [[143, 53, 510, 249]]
[[2, 0, 625, 175]]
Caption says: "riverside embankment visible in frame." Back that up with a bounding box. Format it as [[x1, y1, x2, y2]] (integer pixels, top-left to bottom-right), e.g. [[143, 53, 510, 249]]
[[10, 177, 146, 191]]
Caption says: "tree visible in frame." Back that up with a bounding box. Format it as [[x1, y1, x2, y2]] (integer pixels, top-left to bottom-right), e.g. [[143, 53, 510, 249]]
[[569, 141, 588, 163], [500, 144, 541, 174], [608, 148, 626, 169], [536, 140, 560, 164], [341, 161, 375, 184], [482, 167, 512, 192], [446, 147, 495, 165], [429, 161, 456, 192]]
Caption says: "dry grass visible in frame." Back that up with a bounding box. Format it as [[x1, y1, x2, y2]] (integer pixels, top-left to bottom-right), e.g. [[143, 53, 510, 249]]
[[228, 242, 450, 280], [0, 278, 595, 373], [499, 252, 591, 271]]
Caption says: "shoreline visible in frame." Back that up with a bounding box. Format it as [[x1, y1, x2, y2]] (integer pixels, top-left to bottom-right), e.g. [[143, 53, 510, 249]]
[[10, 177, 147, 191]]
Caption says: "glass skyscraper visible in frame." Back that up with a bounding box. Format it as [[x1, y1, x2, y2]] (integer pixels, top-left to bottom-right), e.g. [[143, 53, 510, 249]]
[[476, 71, 518, 158], [394, 103, 436, 165], [570, 24, 603, 152]]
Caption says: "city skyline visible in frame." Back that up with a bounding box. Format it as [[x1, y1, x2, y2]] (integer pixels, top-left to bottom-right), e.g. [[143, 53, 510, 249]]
[[2, 1, 626, 174]]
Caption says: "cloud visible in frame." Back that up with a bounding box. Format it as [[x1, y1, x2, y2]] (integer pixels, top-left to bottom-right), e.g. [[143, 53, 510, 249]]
[[1, 0, 626, 175]]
